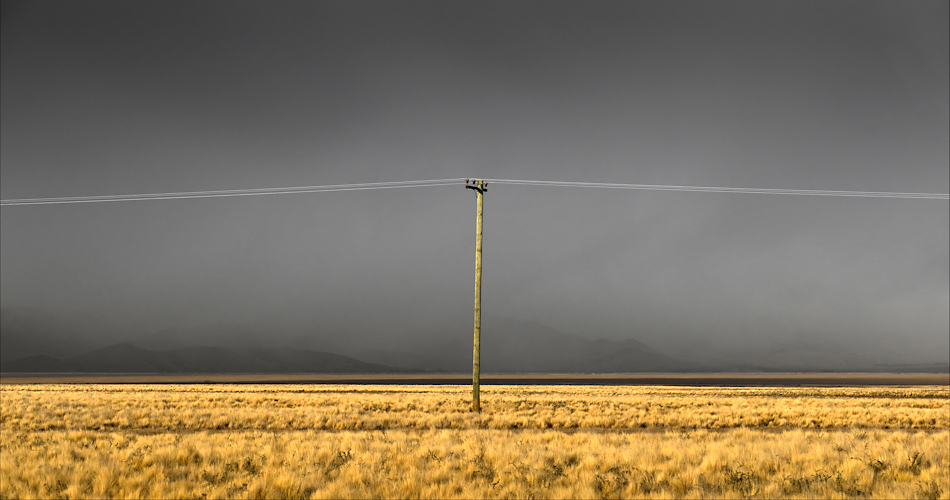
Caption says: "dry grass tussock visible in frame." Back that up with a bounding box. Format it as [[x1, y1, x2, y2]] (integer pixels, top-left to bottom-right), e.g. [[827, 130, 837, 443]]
[[0, 384, 947, 499]]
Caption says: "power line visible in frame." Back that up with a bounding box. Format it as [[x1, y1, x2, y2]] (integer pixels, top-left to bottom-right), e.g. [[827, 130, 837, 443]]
[[483, 179, 950, 199], [1, 177, 947, 206], [0, 178, 466, 206]]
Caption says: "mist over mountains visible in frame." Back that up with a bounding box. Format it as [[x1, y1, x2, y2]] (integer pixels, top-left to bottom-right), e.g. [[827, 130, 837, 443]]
[[2, 2, 947, 378], [2, 308, 946, 374]]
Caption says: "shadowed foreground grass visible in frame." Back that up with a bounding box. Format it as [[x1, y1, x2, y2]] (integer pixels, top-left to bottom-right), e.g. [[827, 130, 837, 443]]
[[1, 384, 947, 499]]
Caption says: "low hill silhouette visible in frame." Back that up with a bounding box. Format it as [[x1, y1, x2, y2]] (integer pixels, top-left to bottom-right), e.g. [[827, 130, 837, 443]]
[[478, 320, 705, 372]]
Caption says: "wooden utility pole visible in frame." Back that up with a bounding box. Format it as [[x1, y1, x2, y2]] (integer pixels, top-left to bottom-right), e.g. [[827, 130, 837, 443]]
[[465, 179, 486, 412]]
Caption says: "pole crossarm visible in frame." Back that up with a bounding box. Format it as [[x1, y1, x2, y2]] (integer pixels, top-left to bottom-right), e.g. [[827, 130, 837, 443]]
[[465, 178, 488, 194]]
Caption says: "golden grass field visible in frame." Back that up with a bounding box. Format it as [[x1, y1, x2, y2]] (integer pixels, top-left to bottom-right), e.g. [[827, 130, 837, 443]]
[[1, 384, 948, 499]]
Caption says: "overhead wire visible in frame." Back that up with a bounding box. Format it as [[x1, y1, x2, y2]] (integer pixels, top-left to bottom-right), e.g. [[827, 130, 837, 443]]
[[1, 177, 947, 206], [0, 178, 466, 206], [482, 178, 950, 199]]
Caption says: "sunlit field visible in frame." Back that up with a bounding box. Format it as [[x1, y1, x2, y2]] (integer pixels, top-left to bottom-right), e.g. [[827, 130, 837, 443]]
[[1, 384, 948, 499]]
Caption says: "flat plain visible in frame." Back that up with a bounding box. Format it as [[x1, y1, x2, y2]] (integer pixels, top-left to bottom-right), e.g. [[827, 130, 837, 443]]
[[1, 382, 948, 499]]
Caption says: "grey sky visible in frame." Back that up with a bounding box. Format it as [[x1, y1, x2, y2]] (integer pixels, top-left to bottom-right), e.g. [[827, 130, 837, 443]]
[[2, 1, 947, 365]]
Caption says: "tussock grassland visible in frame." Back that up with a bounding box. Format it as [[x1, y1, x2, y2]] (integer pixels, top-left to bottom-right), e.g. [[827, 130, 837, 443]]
[[3, 385, 947, 432], [1, 384, 947, 499]]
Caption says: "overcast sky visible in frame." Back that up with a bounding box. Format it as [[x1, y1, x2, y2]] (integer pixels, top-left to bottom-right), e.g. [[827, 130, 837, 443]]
[[2, 1, 947, 363]]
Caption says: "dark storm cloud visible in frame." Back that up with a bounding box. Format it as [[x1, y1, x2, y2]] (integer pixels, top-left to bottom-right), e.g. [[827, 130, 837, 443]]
[[2, 1, 947, 368]]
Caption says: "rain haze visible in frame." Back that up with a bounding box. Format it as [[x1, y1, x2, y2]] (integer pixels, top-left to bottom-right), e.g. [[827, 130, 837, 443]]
[[1, 0, 948, 373]]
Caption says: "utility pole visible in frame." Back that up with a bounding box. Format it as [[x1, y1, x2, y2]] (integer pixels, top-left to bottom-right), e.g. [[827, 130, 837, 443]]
[[465, 179, 486, 412]]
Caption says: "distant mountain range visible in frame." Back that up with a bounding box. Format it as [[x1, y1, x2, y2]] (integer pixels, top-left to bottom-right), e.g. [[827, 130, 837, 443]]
[[2, 343, 409, 374], [2, 308, 947, 374]]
